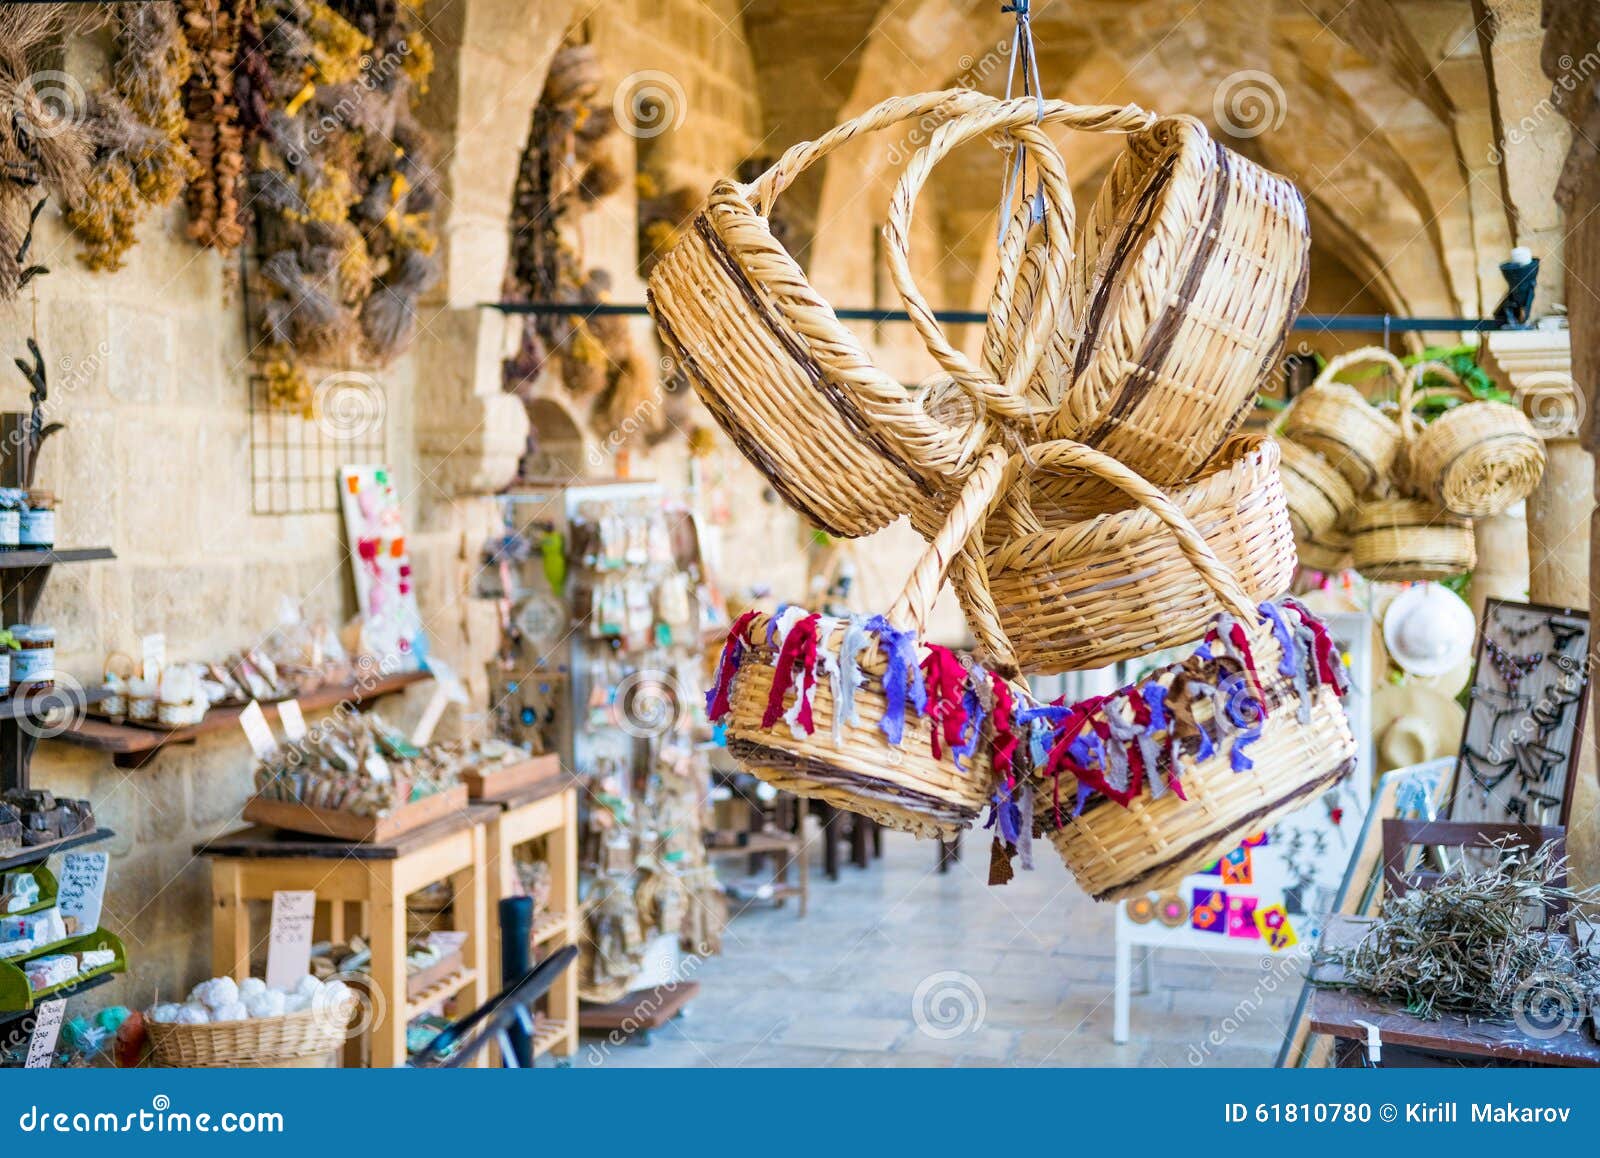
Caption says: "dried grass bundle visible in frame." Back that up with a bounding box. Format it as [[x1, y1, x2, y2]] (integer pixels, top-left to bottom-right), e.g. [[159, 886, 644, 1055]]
[[1316, 841, 1600, 1022], [360, 245, 437, 360], [181, 0, 247, 250]]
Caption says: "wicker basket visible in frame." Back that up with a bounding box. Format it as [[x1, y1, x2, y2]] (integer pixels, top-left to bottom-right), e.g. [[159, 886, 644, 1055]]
[[1294, 527, 1353, 574], [957, 434, 1296, 675], [1041, 115, 1310, 490], [648, 92, 1149, 537], [1035, 597, 1357, 901], [1397, 361, 1545, 518], [1275, 436, 1357, 541], [707, 448, 1017, 839], [1279, 347, 1406, 492], [1348, 498, 1475, 582], [146, 1002, 353, 1067]]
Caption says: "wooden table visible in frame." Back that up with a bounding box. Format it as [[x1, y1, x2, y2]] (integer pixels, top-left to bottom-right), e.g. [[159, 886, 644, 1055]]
[[1309, 914, 1600, 1067], [478, 777, 579, 1060], [196, 805, 495, 1068]]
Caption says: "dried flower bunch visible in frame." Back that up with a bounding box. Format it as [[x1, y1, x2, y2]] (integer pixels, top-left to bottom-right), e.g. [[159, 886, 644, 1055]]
[[248, 0, 440, 411], [0, 4, 95, 297], [180, 0, 247, 251], [1315, 840, 1600, 1023], [503, 40, 659, 447], [253, 711, 460, 818], [66, 4, 199, 272]]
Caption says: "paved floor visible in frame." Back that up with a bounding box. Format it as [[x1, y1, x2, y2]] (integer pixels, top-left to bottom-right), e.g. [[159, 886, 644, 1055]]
[[579, 827, 1301, 1067]]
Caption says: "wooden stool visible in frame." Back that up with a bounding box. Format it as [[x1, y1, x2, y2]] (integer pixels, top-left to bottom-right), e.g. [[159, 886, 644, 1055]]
[[480, 781, 579, 1060], [196, 806, 495, 1069]]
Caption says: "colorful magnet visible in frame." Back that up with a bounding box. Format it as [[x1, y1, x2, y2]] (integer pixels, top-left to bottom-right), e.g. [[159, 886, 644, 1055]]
[[1190, 888, 1226, 934], [1255, 904, 1297, 951], [1220, 846, 1254, 886], [1241, 831, 1269, 848], [1196, 860, 1221, 876], [1126, 896, 1156, 925], [1226, 895, 1260, 939], [1156, 894, 1187, 927]]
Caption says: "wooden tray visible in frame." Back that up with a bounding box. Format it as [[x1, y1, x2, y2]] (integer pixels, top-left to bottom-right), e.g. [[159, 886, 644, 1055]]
[[242, 785, 470, 843], [460, 754, 562, 800]]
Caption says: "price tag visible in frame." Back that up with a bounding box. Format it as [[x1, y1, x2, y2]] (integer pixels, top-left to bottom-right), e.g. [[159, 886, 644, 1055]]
[[140, 633, 166, 682], [265, 890, 316, 992], [238, 700, 276, 757], [56, 851, 109, 935], [277, 698, 307, 742], [25, 999, 65, 1068]]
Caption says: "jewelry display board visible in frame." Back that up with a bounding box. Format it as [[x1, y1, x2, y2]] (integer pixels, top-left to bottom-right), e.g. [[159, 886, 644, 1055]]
[[1447, 597, 1590, 831]]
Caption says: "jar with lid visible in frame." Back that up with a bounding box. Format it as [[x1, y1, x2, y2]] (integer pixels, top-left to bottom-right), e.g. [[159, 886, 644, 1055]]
[[11, 626, 55, 689], [0, 489, 22, 551], [19, 491, 55, 549]]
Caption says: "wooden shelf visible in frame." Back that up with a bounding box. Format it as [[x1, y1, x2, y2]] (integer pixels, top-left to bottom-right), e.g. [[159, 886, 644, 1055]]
[[532, 910, 569, 946], [0, 684, 109, 723], [51, 670, 431, 768], [0, 968, 115, 1026], [0, 547, 114, 572], [406, 968, 478, 1020], [0, 826, 113, 874], [532, 1017, 570, 1057]]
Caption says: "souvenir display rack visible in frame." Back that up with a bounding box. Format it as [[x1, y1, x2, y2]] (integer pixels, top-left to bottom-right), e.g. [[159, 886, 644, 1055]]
[[490, 480, 717, 1022]]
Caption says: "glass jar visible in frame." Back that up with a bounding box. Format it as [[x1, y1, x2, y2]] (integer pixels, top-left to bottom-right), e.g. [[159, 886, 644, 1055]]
[[11, 626, 54, 689], [0, 488, 21, 551], [19, 491, 55, 549]]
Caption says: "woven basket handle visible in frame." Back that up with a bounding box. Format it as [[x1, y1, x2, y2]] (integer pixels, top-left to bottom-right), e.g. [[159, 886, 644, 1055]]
[[884, 444, 1012, 635], [742, 90, 995, 215], [885, 113, 1071, 423], [968, 440, 1260, 657], [1397, 360, 1468, 441], [1310, 346, 1408, 396]]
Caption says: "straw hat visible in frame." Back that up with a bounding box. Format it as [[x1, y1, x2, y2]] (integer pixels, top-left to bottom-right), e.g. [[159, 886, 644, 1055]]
[[1371, 683, 1465, 771], [1382, 582, 1476, 677]]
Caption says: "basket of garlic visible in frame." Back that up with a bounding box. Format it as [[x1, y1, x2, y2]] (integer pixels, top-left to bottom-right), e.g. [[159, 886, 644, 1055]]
[[145, 974, 356, 1067]]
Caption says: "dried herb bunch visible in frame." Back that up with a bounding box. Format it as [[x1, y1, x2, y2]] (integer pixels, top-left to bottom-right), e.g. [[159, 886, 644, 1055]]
[[179, 0, 247, 250], [66, 4, 199, 272], [503, 40, 658, 447], [248, 0, 439, 410], [1315, 841, 1600, 1022], [0, 4, 96, 296]]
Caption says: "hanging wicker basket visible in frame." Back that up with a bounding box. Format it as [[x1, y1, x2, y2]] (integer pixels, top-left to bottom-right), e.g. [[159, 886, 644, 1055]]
[[1275, 436, 1357, 542], [706, 448, 1018, 839], [956, 434, 1295, 676], [648, 92, 1151, 538], [1033, 594, 1357, 900], [1278, 347, 1405, 492], [1397, 361, 1545, 518], [1040, 115, 1310, 492], [1348, 498, 1475, 582], [1294, 526, 1353, 574], [146, 1001, 353, 1067]]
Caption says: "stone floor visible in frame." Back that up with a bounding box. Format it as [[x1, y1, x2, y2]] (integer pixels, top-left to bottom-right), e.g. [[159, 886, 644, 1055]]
[[579, 827, 1301, 1068]]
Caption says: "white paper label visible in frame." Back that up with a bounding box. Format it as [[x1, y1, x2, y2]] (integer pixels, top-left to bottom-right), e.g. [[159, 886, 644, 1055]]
[[25, 999, 65, 1068], [265, 890, 316, 992], [238, 700, 276, 757], [56, 851, 109, 935], [277, 698, 307, 741], [141, 633, 166, 682]]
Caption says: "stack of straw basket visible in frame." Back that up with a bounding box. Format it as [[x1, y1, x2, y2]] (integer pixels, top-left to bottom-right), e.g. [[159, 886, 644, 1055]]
[[1276, 347, 1544, 581], [653, 89, 1362, 900]]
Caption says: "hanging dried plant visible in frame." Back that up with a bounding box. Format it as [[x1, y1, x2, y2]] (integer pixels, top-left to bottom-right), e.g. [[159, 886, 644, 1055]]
[[180, 0, 247, 250], [0, 4, 95, 296], [65, 4, 198, 272]]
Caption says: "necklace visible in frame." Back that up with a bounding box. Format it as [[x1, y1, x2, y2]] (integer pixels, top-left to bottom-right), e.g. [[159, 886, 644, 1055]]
[[1484, 636, 1543, 688], [1502, 618, 1544, 643]]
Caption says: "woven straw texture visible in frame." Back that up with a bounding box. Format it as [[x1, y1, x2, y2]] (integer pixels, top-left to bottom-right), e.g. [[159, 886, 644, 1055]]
[[1397, 361, 1545, 518], [647, 92, 1151, 537], [146, 1005, 351, 1067], [1042, 675, 1356, 901], [1043, 116, 1310, 491], [1348, 497, 1475, 581], [1276, 436, 1357, 540], [1279, 347, 1406, 492], [1294, 528, 1352, 573], [960, 434, 1295, 675], [719, 447, 1011, 838]]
